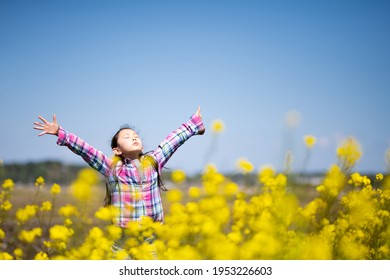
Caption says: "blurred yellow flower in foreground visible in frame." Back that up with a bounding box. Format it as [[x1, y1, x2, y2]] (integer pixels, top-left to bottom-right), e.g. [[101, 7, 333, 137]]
[[376, 173, 384, 181], [34, 252, 49, 260], [2, 179, 14, 190], [304, 135, 316, 148], [18, 228, 42, 243], [95, 206, 117, 221], [211, 119, 225, 134], [50, 183, 61, 195], [58, 204, 79, 217], [236, 158, 254, 174], [16, 205, 38, 223], [35, 176, 45, 188], [188, 186, 201, 198], [171, 170, 186, 183], [49, 225, 74, 243], [167, 189, 183, 203], [337, 137, 362, 171]]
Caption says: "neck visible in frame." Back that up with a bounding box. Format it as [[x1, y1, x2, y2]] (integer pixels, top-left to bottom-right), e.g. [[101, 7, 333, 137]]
[[122, 151, 141, 161]]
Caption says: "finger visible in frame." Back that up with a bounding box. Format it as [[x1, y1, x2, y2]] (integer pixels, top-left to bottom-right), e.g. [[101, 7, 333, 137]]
[[33, 126, 44, 130], [38, 131, 47, 136], [33, 122, 44, 127], [53, 114, 57, 124], [196, 106, 202, 118], [38, 116, 48, 124]]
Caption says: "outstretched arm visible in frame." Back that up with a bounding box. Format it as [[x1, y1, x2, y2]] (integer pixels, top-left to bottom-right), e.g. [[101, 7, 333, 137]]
[[33, 115, 112, 176], [153, 106, 205, 170], [33, 115, 59, 136]]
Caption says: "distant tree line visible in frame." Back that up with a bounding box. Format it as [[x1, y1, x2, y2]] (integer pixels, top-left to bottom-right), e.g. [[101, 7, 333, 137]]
[[0, 161, 88, 185]]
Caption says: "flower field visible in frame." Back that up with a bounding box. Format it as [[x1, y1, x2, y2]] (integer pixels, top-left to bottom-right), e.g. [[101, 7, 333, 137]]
[[1, 136, 390, 260]]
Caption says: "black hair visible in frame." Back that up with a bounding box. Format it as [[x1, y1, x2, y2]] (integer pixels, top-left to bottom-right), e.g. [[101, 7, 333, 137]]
[[111, 124, 134, 149], [104, 125, 166, 206]]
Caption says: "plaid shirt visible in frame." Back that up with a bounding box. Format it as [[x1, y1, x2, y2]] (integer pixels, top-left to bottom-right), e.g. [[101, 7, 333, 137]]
[[57, 114, 204, 227]]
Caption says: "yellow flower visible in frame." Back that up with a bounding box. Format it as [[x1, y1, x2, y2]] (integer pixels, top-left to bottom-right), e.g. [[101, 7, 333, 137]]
[[0, 228, 5, 239], [317, 164, 346, 198], [211, 119, 225, 134], [35, 176, 45, 188], [171, 170, 186, 183], [2, 179, 14, 190], [70, 168, 99, 202], [49, 225, 74, 242], [236, 158, 254, 174], [16, 204, 38, 223], [258, 165, 276, 184], [167, 189, 183, 203], [188, 186, 201, 199], [34, 252, 49, 260], [348, 172, 371, 187], [58, 204, 79, 217], [40, 201, 52, 212], [1, 200, 12, 211], [376, 173, 384, 181], [304, 135, 316, 148], [18, 228, 42, 243], [50, 183, 61, 195], [64, 218, 73, 226], [337, 137, 362, 171], [14, 248, 24, 259], [70, 179, 91, 202], [95, 206, 117, 221], [106, 225, 122, 240], [0, 252, 13, 260], [224, 182, 239, 196]]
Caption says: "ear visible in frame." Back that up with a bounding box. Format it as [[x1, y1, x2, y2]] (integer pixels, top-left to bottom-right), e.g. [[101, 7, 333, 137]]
[[112, 147, 122, 156]]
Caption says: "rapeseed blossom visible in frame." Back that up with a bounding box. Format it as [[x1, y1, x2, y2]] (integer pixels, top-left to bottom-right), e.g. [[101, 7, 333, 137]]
[[2, 179, 14, 190], [337, 137, 362, 172], [211, 119, 225, 134], [49, 225, 74, 243], [35, 176, 45, 188], [1, 139, 389, 260], [94, 206, 117, 221], [16, 204, 38, 223], [70, 168, 99, 202], [18, 228, 42, 243], [50, 183, 61, 195], [236, 158, 254, 174], [58, 204, 79, 217], [171, 170, 186, 183], [303, 135, 316, 148], [40, 201, 52, 212], [0, 200, 12, 211]]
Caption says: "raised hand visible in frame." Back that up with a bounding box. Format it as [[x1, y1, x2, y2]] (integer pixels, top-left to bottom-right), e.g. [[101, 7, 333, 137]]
[[33, 115, 60, 136], [195, 106, 202, 120], [195, 106, 205, 135]]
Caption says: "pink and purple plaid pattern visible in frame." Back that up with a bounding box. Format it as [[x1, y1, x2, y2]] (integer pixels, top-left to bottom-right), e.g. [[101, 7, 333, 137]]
[[57, 114, 204, 227]]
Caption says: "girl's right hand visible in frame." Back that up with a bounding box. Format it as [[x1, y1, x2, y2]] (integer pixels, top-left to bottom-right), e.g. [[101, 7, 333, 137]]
[[33, 115, 60, 136]]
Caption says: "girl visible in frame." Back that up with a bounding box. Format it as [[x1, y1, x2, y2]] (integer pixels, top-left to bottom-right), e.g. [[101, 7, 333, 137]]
[[33, 107, 205, 257]]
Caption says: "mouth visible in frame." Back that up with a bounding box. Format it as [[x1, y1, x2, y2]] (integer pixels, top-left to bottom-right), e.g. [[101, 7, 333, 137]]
[[133, 142, 139, 146]]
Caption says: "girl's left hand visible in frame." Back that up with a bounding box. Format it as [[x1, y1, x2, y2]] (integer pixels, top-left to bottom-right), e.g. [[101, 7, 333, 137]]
[[195, 106, 205, 135], [195, 106, 202, 120]]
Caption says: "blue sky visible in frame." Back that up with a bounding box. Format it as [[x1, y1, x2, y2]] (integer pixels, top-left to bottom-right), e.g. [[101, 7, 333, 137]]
[[1, 0, 389, 175]]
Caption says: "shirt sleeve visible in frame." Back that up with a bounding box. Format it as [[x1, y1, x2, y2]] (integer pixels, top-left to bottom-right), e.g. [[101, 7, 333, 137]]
[[57, 127, 112, 176], [153, 114, 205, 170]]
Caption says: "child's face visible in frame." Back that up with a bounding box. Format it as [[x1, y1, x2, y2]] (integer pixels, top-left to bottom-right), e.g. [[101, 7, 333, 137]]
[[114, 128, 144, 159]]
